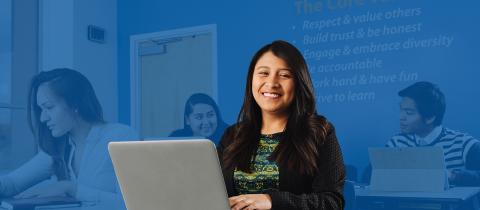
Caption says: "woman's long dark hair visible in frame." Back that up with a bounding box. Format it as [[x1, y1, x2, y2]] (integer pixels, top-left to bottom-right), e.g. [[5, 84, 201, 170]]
[[223, 40, 331, 176], [27, 68, 104, 179]]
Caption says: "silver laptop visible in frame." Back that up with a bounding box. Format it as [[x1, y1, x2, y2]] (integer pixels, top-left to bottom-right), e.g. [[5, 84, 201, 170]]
[[369, 147, 449, 192], [108, 140, 230, 210]]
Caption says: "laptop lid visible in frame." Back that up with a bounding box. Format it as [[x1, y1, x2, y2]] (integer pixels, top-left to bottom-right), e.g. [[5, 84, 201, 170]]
[[108, 139, 230, 210], [369, 147, 448, 192]]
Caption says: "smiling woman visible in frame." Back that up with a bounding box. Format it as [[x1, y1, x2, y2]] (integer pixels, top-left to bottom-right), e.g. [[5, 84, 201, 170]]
[[251, 51, 295, 116], [169, 93, 228, 145], [218, 40, 345, 210]]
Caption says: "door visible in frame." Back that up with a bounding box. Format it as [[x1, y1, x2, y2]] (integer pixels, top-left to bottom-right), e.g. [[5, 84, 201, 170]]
[[131, 25, 217, 139]]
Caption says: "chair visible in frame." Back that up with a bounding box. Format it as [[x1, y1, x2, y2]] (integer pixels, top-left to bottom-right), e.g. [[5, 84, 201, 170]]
[[345, 164, 358, 182], [344, 180, 356, 210]]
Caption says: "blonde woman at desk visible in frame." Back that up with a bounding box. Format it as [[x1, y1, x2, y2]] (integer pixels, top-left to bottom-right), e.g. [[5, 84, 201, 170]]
[[0, 68, 136, 208]]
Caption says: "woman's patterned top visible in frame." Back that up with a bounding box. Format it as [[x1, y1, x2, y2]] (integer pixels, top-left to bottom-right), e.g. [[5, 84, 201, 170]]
[[233, 133, 282, 194]]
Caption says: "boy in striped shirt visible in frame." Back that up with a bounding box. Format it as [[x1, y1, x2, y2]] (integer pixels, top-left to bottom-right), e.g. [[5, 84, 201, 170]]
[[386, 81, 480, 186]]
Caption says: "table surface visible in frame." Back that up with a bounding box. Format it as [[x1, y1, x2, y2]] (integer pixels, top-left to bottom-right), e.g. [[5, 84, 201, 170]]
[[355, 186, 480, 201]]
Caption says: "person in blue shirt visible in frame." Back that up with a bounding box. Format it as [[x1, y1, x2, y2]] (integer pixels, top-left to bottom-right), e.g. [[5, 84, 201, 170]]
[[169, 93, 228, 145]]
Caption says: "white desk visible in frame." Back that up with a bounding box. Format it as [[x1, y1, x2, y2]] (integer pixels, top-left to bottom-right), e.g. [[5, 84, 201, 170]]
[[355, 187, 480, 210], [39, 203, 124, 210]]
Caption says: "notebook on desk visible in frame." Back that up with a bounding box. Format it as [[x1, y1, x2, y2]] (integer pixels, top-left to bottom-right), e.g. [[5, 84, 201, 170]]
[[0, 196, 81, 210], [369, 147, 449, 192]]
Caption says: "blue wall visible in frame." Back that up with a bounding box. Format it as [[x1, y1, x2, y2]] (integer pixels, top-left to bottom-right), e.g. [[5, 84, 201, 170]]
[[117, 0, 480, 174]]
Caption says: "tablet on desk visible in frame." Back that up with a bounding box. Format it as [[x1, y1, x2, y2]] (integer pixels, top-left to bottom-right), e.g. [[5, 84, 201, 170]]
[[108, 139, 230, 210], [369, 146, 449, 192]]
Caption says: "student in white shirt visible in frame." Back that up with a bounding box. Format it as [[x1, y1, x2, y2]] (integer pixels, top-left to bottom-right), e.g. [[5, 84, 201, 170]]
[[0, 68, 136, 208]]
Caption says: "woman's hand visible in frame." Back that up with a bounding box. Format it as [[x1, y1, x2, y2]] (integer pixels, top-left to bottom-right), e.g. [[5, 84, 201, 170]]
[[15, 181, 76, 199], [229, 194, 272, 210]]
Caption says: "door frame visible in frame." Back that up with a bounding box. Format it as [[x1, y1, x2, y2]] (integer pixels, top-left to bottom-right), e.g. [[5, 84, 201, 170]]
[[129, 24, 217, 133]]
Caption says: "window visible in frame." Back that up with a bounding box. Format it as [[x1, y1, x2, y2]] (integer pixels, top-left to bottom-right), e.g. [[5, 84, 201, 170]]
[[0, 0, 12, 165], [0, 0, 38, 170]]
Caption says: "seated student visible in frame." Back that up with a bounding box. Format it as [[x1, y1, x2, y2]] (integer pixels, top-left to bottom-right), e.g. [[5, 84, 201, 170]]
[[386, 81, 480, 186], [0, 68, 136, 207], [169, 93, 228, 145]]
